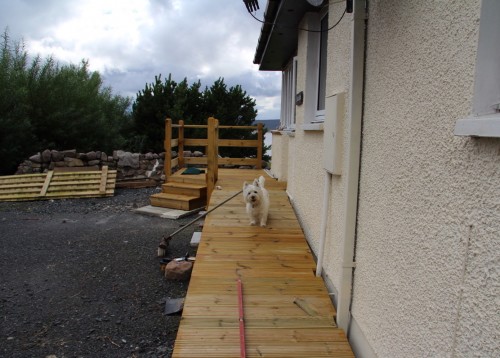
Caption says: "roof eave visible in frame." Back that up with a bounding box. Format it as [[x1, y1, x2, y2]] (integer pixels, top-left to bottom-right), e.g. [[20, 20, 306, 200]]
[[253, 0, 321, 71]]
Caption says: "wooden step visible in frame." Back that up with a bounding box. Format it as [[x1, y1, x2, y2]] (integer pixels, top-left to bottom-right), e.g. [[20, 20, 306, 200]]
[[168, 176, 206, 185], [162, 182, 207, 198], [150, 193, 206, 211], [168, 169, 206, 185]]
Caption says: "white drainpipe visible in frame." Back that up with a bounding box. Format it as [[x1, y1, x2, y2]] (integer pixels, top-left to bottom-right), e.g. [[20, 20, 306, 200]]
[[316, 170, 332, 277], [336, 0, 366, 332]]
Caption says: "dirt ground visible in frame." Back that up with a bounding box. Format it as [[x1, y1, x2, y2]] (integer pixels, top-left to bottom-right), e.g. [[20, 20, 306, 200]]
[[0, 187, 199, 358]]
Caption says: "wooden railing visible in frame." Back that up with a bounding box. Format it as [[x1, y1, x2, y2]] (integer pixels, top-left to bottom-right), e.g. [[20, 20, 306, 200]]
[[163, 117, 263, 198]]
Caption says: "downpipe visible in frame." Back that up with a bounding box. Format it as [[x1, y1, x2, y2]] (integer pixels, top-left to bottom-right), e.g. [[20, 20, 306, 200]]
[[337, 0, 367, 332], [316, 170, 332, 277]]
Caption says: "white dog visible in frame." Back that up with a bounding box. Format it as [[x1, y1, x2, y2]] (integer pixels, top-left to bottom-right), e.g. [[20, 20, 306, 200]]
[[242, 176, 269, 227]]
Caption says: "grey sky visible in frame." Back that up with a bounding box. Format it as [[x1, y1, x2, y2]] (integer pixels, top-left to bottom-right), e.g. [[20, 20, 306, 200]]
[[0, 0, 281, 119]]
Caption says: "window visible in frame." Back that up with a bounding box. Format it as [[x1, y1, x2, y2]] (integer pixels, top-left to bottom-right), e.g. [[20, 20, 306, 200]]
[[317, 13, 329, 115], [454, 0, 500, 137], [302, 7, 329, 127], [281, 57, 297, 130]]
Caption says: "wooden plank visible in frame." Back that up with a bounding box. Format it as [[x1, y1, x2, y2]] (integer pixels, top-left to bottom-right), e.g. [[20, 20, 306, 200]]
[[53, 166, 99, 172], [171, 157, 179, 168], [0, 168, 116, 202], [165, 118, 173, 177], [218, 157, 259, 166], [181, 124, 208, 129], [50, 171, 116, 180], [178, 119, 185, 168], [176, 328, 346, 342], [184, 138, 208, 146], [206, 117, 219, 202], [99, 165, 109, 194], [218, 139, 259, 148], [218, 125, 258, 129], [184, 157, 208, 165], [115, 179, 157, 189], [257, 123, 263, 169]]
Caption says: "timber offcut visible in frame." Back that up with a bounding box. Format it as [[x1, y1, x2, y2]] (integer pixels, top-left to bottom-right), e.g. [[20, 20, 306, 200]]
[[172, 169, 354, 357]]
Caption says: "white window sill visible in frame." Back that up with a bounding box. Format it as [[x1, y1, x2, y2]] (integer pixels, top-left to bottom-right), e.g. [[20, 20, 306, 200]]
[[284, 130, 295, 137], [272, 129, 295, 137], [454, 114, 500, 138], [301, 122, 324, 131]]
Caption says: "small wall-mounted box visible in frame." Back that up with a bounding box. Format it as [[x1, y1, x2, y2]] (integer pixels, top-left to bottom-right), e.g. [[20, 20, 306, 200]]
[[323, 92, 345, 175], [295, 91, 304, 106]]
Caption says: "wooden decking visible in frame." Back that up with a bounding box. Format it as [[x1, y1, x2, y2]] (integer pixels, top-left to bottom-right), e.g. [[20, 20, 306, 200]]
[[172, 169, 354, 358]]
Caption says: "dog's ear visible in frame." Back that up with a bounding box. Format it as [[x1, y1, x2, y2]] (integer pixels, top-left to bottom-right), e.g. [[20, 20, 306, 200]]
[[253, 178, 260, 187], [243, 181, 249, 189]]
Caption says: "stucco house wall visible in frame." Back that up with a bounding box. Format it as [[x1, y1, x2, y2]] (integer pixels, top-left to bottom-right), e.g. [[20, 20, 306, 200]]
[[269, 131, 290, 181], [354, 0, 499, 356], [267, 0, 498, 357], [276, 1, 353, 296], [279, 15, 323, 253]]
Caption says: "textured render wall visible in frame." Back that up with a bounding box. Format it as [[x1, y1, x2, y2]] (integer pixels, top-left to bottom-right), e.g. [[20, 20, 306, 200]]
[[353, 0, 499, 357], [287, 130, 325, 246], [285, 1, 354, 309], [285, 14, 324, 249], [285, 2, 353, 295], [269, 132, 289, 181], [321, 0, 353, 296]]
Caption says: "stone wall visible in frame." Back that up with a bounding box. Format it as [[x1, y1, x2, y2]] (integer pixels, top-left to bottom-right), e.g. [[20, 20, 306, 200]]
[[16, 149, 168, 182]]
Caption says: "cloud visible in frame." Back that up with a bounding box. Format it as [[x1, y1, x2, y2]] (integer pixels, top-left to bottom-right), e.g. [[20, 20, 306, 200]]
[[0, 0, 281, 119]]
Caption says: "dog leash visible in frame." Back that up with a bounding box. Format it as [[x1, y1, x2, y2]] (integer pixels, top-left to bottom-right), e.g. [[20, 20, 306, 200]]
[[163, 189, 243, 241]]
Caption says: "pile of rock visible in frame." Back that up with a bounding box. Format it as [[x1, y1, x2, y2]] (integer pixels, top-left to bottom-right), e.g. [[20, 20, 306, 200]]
[[182, 151, 204, 158], [15, 149, 167, 182]]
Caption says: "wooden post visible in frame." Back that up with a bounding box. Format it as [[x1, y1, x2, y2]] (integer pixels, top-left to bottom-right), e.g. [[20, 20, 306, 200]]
[[256, 123, 263, 169], [206, 117, 219, 204], [178, 120, 185, 168], [164, 118, 172, 180]]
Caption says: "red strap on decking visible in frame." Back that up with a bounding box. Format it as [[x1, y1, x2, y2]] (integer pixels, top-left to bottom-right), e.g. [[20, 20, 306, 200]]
[[237, 278, 246, 358]]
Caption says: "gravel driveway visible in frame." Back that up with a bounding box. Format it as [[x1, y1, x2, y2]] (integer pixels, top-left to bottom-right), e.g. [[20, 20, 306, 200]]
[[0, 187, 199, 358]]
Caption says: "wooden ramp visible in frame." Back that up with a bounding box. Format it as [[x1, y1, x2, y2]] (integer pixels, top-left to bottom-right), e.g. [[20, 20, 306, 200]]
[[0, 167, 116, 202], [173, 169, 354, 358]]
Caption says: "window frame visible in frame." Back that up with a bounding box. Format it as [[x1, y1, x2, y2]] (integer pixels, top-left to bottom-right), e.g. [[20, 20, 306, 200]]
[[454, 0, 500, 137], [302, 7, 329, 126], [280, 57, 298, 130], [316, 12, 329, 118]]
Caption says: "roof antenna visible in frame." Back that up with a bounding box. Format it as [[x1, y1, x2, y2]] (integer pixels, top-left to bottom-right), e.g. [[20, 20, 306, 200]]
[[243, 0, 259, 12]]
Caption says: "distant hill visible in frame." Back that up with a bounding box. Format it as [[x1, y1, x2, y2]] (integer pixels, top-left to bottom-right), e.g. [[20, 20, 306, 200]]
[[253, 119, 280, 130]]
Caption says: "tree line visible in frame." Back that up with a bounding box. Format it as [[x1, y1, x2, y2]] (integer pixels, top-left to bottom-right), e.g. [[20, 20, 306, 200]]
[[0, 30, 266, 175]]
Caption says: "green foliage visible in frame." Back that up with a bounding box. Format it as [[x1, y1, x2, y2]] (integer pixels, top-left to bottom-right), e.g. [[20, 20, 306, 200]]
[[0, 29, 269, 175], [130, 74, 269, 161], [0, 32, 34, 173], [0, 30, 131, 175]]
